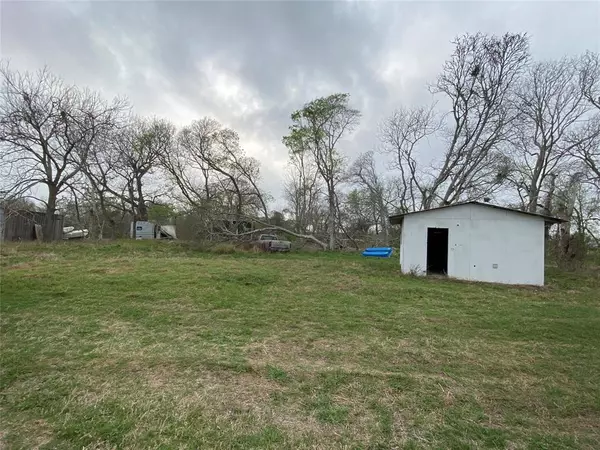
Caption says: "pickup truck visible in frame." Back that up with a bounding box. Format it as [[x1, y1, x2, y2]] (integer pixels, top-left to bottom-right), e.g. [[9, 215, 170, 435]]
[[256, 234, 291, 252]]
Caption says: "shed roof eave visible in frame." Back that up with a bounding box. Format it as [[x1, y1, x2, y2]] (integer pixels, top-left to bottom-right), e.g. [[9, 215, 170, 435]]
[[388, 202, 566, 225]]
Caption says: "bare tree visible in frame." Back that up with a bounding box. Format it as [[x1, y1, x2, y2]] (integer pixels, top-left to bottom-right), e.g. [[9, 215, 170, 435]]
[[425, 33, 529, 208], [283, 93, 361, 250], [348, 151, 398, 244], [159, 117, 217, 210], [548, 169, 599, 260], [566, 114, 600, 189], [0, 64, 127, 240], [212, 129, 271, 220], [83, 116, 175, 236], [378, 105, 440, 211], [570, 183, 600, 247], [510, 57, 595, 212], [338, 188, 373, 243], [160, 117, 271, 240], [380, 33, 528, 211], [80, 140, 130, 238], [283, 145, 323, 234]]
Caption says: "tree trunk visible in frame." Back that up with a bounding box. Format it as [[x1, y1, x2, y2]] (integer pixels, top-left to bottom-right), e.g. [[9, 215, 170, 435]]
[[327, 184, 335, 250], [136, 177, 148, 221], [559, 221, 572, 257], [558, 181, 578, 258], [137, 203, 148, 221], [132, 211, 137, 239], [378, 196, 389, 245], [43, 185, 58, 242], [526, 144, 547, 213], [526, 184, 540, 213], [381, 211, 389, 245], [543, 174, 556, 215], [543, 174, 556, 240]]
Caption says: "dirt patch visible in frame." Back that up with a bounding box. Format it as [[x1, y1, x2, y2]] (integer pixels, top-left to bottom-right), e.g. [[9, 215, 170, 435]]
[[29, 419, 53, 449], [157, 366, 350, 441], [177, 371, 281, 411], [4, 261, 39, 271]]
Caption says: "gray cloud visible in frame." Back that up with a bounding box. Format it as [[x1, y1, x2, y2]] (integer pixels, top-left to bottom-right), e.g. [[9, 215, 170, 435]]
[[2, 0, 599, 207]]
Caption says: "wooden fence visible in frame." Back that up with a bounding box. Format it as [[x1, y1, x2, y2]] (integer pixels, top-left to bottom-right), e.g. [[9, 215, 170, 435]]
[[0, 208, 64, 241]]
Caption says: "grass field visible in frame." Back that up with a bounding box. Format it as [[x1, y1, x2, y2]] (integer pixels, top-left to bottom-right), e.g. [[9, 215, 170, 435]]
[[1, 241, 599, 449]]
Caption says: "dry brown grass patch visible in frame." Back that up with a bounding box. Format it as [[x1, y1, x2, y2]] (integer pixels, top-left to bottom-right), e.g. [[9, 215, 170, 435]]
[[16, 419, 54, 450], [35, 252, 59, 260], [3, 261, 39, 271], [245, 338, 358, 374]]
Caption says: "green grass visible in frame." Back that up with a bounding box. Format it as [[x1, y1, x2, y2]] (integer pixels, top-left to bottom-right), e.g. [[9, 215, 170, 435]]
[[1, 240, 599, 449]]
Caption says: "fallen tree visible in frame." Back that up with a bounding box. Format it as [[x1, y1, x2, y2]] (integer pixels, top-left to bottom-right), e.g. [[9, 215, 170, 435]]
[[217, 217, 328, 250]]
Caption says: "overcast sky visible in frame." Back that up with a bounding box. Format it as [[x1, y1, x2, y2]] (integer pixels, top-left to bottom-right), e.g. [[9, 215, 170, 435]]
[[1, 0, 599, 209]]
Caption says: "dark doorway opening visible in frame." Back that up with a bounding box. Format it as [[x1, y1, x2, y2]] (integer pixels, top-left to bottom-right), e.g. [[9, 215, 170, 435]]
[[427, 228, 448, 275]]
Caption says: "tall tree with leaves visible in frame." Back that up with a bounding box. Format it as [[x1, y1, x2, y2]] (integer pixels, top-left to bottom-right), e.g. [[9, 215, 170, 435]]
[[283, 93, 361, 250]]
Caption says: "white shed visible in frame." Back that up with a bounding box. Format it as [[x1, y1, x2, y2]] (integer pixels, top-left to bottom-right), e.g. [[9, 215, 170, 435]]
[[389, 202, 564, 286]]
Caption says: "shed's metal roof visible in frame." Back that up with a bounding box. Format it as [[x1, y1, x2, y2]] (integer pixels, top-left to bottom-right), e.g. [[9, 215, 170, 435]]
[[388, 201, 566, 225]]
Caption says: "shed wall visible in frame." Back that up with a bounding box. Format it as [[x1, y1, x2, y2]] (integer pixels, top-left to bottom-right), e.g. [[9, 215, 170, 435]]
[[400, 204, 545, 285]]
